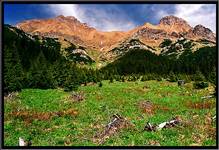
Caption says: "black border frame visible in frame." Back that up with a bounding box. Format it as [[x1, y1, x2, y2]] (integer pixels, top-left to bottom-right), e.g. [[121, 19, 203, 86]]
[[1, 0, 218, 149]]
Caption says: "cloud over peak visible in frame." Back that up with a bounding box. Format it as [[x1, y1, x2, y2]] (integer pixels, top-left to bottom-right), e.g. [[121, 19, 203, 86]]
[[47, 4, 136, 32], [44, 4, 216, 32], [156, 4, 216, 33]]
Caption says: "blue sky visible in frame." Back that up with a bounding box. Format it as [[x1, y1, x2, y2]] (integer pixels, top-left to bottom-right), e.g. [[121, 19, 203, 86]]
[[4, 4, 216, 32]]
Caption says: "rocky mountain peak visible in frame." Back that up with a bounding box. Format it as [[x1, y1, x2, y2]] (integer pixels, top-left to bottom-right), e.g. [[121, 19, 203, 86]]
[[55, 15, 65, 18], [159, 15, 186, 25], [66, 16, 77, 20], [191, 24, 215, 42], [193, 24, 212, 34], [159, 15, 192, 33], [55, 15, 80, 23]]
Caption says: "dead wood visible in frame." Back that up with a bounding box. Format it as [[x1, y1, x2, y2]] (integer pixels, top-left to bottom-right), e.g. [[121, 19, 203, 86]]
[[93, 114, 132, 144], [144, 116, 182, 132]]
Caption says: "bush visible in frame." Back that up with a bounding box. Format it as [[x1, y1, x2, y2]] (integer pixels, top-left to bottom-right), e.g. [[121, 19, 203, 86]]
[[168, 71, 178, 82], [193, 71, 205, 81], [98, 82, 103, 87], [193, 81, 209, 89], [64, 84, 78, 92], [121, 76, 125, 82], [109, 77, 114, 83], [141, 75, 148, 81], [156, 76, 162, 81], [177, 74, 191, 83], [207, 67, 216, 85]]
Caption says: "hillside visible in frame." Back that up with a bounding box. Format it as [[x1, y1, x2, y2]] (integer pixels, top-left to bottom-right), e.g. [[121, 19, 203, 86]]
[[4, 25, 97, 93], [101, 46, 216, 88]]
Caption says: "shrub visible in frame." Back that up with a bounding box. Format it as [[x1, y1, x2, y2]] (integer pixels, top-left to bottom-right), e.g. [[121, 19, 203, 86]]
[[64, 84, 78, 92], [141, 75, 148, 81], [193, 81, 209, 89], [109, 77, 114, 83], [168, 71, 178, 82], [98, 82, 103, 87], [193, 71, 205, 81], [121, 76, 125, 82], [156, 76, 162, 81]]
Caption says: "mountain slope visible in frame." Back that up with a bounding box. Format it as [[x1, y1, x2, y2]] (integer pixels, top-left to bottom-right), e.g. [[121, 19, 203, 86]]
[[17, 15, 129, 51], [101, 46, 216, 84], [4, 24, 99, 93], [16, 15, 216, 52], [100, 38, 157, 61], [159, 37, 215, 59]]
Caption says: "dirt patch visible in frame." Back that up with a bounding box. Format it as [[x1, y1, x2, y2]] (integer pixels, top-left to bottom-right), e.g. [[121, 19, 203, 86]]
[[142, 85, 150, 92], [155, 104, 171, 112], [181, 113, 216, 145], [206, 127, 216, 139], [136, 88, 149, 94], [93, 114, 133, 145], [87, 82, 96, 86], [191, 133, 203, 145], [185, 101, 215, 109], [143, 85, 150, 89], [69, 91, 85, 102], [139, 100, 171, 115], [123, 87, 149, 94], [96, 95, 103, 101], [9, 108, 78, 123], [147, 140, 161, 146], [190, 123, 216, 144], [139, 101, 154, 114]]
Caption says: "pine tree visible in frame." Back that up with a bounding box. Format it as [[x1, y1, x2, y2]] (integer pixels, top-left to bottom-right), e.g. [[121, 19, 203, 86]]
[[4, 46, 24, 92]]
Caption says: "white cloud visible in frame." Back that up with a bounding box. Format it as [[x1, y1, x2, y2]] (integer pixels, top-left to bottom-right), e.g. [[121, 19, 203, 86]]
[[47, 4, 136, 32], [46, 4, 216, 33], [156, 4, 216, 33]]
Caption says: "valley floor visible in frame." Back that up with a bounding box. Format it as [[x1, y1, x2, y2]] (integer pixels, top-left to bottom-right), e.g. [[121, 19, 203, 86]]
[[4, 80, 216, 146]]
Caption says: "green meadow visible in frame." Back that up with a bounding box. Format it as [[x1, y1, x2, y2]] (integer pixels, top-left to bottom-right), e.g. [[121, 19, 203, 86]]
[[4, 80, 216, 146]]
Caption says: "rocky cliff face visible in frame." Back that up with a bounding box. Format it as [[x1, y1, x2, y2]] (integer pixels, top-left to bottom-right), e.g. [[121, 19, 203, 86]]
[[16, 15, 216, 51]]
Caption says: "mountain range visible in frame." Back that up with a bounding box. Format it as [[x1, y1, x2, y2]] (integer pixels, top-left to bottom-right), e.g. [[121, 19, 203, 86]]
[[16, 15, 216, 54]]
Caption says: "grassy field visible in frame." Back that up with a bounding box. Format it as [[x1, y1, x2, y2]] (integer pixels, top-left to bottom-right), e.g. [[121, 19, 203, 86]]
[[4, 80, 216, 146]]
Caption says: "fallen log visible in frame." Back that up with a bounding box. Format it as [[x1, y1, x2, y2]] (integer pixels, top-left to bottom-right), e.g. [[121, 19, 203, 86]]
[[144, 122, 156, 131], [144, 116, 181, 132], [93, 114, 132, 144]]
